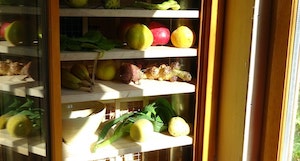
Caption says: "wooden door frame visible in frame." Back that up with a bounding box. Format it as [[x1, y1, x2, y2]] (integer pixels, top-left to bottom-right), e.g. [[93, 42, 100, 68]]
[[48, 0, 62, 160]]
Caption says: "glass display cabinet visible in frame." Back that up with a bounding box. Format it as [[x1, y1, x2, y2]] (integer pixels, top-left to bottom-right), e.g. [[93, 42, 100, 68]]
[[0, 1, 51, 161], [0, 0, 214, 160]]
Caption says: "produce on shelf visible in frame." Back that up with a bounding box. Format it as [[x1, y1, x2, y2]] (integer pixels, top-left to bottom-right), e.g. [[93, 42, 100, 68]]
[[125, 23, 153, 50], [118, 22, 135, 42], [4, 20, 33, 46], [70, 63, 94, 85], [6, 113, 32, 137], [64, 0, 88, 8], [92, 98, 177, 152], [61, 68, 93, 92], [133, 0, 181, 10], [0, 98, 43, 138], [168, 116, 190, 137], [95, 60, 117, 81], [0, 22, 10, 39], [119, 63, 144, 84], [148, 21, 171, 46], [103, 0, 120, 9], [0, 59, 31, 76], [171, 25, 195, 48], [130, 118, 154, 142], [119, 61, 192, 84], [60, 30, 120, 51]]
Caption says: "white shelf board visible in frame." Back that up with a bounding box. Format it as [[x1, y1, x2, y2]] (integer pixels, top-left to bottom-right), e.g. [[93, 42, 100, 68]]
[[0, 76, 44, 97], [60, 8, 199, 18], [0, 5, 39, 15], [27, 86, 44, 98], [0, 130, 46, 157], [0, 41, 39, 57], [63, 132, 192, 161], [60, 46, 197, 61], [61, 79, 195, 103]]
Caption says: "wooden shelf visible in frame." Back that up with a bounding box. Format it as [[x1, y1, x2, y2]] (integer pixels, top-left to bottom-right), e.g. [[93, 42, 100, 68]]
[[63, 132, 192, 160], [61, 79, 195, 103], [60, 8, 199, 18], [0, 130, 46, 157], [0, 5, 39, 15], [60, 46, 197, 61], [0, 76, 44, 98], [0, 41, 39, 57]]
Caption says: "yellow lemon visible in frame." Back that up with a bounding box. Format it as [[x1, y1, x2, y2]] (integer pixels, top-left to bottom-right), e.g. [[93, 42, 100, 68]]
[[6, 114, 32, 138], [125, 23, 153, 50], [171, 26, 195, 48], [130, 118, 154, 142]]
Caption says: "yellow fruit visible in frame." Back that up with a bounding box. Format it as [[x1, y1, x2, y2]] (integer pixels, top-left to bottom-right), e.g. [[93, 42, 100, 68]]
[[171, 26, 194, 48], [4, 21, 27, 46], [125, 23, 153, 50], [130, 118, 154, 142], [96, 60, 116, 81], [168, 116, 190, 137], [6, 114, 32, 138]]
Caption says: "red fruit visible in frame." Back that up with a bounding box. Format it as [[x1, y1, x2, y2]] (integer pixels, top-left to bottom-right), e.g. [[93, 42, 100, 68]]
[[0, 22, 10, 39], [148, 21, 170, 46], [118, 22, 136, 42]]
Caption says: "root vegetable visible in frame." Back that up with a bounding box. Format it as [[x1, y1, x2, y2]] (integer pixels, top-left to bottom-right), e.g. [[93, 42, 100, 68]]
[[119, 63, 144, 84]]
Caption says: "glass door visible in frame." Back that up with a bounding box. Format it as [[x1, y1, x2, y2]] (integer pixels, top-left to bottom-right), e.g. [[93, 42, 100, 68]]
[[0, 0, 50, 160]]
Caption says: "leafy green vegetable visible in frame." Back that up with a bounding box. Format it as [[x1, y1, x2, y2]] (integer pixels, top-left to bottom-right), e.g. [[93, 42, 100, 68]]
[[92, 98, 176, 152], [60, 31, 121, 51]]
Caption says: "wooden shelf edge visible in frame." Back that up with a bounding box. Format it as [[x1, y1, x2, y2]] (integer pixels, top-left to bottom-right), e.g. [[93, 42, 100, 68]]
[[60, 46, 198, 61], [63, 132, 193, 160], [0, 76, 44, 98], [60, 8, 199, 18], [61, 79, 195, 103], [0, 130, 46, 157], [0, 41, 39, 57]]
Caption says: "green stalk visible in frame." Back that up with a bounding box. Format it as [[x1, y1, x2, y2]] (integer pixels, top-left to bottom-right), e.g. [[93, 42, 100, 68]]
[[96, 112, 134, 142], [92, 121, 132, 152]]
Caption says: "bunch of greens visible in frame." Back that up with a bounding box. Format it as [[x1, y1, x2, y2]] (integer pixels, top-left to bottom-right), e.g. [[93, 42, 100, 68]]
[[60, 31, 121, 51], [91, 98, 177, 152]]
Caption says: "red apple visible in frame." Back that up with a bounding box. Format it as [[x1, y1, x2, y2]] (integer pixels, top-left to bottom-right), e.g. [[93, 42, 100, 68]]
[[0, 22, 10, 39], [118, 22, 136, 42], [148, 21, 170, 46]]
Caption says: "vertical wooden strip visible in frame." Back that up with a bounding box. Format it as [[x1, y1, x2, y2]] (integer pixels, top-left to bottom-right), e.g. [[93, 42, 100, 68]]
[[48, 0, 62, 160], [216, 0, 255, 160]]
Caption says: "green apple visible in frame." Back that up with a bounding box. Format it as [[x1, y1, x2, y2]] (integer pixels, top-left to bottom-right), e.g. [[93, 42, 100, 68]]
[[96, 60, 117, 81], [65, 0, 88, 8]]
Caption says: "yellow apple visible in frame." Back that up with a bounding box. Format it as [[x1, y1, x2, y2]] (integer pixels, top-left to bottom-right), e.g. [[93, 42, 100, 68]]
[[95, 60, 116, 81]]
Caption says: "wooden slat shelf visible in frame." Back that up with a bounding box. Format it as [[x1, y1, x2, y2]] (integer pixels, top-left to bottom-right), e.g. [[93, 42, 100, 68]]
[[60, 8, 199, 18], [0, 41, 39, 57], [61, 79, 195, 103], [0, 130, 46, 157], [63, 132, 193, 161], [60, 46, 197, 61], [0, 76, 44, 97]]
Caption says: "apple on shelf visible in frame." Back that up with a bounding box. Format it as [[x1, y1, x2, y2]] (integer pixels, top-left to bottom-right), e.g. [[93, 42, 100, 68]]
[[148, 21, 171, 46]]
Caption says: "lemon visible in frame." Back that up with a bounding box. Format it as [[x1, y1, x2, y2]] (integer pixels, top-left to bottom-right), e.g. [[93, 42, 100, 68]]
[[168, 116, 190, 137], [171, 26, 195, 48], [95, 60, 116, 81], [6, 114, 32, 138], [130, 118, 154, 142], [125, 23, 153, 50]]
